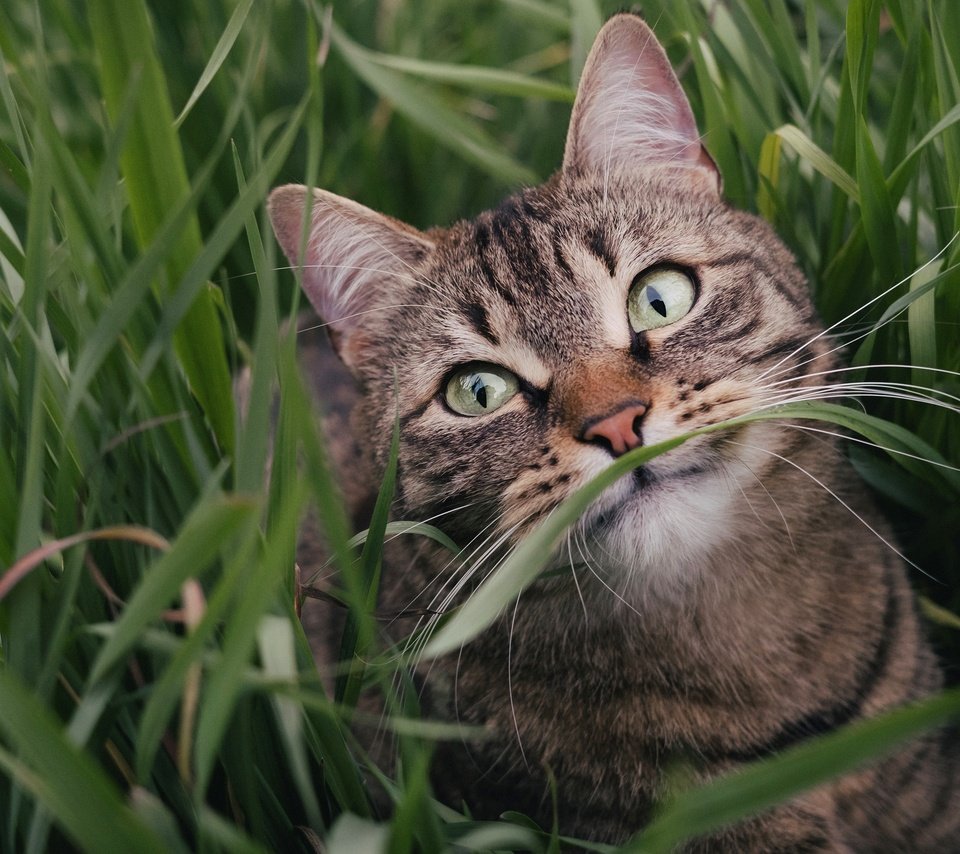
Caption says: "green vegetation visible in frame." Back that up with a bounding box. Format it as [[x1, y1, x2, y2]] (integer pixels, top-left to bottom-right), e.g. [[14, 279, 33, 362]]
[[0, 1, 958, 851]]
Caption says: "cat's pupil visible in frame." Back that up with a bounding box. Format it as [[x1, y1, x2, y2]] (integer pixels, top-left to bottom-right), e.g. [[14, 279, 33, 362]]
[[647, 286, 667, 317], [471, 375, 488, 408]]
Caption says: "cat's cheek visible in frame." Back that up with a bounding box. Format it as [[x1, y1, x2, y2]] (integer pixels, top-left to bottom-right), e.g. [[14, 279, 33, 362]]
[[496, 442, 614, 537]]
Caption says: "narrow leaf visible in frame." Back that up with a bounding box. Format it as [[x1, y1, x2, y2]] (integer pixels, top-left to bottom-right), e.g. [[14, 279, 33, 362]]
[[0, 669, 167, 854], [629, 689, 960, 853], [175, 0, 256, 127], [775, 125, 859, 202], [329, 22, 537, 187], [89, 495, 256, 684], [368, 53, 574, 102]]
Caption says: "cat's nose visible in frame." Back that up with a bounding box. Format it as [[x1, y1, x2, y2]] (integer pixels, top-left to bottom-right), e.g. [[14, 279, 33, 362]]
[[580, 402, 648, 457]]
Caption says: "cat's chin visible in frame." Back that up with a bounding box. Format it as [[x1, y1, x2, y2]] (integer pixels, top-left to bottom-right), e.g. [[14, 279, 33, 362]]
[[577, 461, 739, 593]]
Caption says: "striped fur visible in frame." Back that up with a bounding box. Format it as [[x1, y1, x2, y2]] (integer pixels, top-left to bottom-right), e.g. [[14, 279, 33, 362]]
[[270, 13, 959, 849]]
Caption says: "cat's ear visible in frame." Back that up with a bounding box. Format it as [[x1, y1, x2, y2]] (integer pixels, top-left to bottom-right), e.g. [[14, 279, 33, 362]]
[[268, 185, 434, 368], [562, 14, 720, 195]]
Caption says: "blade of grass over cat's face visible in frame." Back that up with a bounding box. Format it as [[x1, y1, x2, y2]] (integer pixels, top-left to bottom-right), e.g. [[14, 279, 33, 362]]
[[423, 402, 956, 658]]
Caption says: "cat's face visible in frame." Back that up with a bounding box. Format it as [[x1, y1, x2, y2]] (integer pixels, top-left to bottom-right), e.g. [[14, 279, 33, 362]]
[[270, 15, 833, 592]]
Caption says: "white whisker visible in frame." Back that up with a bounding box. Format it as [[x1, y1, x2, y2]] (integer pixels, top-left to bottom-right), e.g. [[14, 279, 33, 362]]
[[507, 593, 530, 769], [755, 233, 960, 384], [772, 421, 960, 475], [725, 439, 935, 580]]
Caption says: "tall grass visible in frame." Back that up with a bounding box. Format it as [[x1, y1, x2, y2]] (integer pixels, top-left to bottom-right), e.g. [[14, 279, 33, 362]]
[[0, 1, 957, 851]]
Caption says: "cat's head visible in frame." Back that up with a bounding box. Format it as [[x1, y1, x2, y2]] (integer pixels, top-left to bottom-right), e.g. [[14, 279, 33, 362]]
[[269, 14, 832, 592]]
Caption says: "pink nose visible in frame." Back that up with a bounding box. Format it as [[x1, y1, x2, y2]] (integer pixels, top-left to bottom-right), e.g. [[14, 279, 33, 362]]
[[581, 403, 648, 456]]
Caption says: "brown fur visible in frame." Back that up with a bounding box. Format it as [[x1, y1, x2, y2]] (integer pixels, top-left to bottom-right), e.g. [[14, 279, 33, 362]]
[[269, 14, 960, 850]]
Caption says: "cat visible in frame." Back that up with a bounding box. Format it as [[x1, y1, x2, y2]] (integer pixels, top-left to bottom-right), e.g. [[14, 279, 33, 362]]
[[268, 13, 959, 850]]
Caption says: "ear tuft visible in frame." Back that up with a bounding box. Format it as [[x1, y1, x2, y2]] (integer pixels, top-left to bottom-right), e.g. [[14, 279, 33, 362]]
[[268, 185, 434, 367], [563, 14, 719, 194]]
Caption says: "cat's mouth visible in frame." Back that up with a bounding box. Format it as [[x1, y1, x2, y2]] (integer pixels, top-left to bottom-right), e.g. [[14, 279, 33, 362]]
[[581, 458, 717, 533], [630, 459, 712, 491], [632, 466, 656, 489]]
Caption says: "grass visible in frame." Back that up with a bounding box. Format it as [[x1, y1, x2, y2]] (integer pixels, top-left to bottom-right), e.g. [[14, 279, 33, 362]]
[[0, 0, 958, 851]]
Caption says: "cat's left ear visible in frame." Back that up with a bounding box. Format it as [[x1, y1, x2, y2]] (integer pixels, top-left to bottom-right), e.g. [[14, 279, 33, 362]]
[[562, 14, 720, 196], [268, 185, 435, 371]]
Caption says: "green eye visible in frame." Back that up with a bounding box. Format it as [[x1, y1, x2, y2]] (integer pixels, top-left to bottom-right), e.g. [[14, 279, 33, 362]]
[[445, 364, 519, 416], [627, 268, 696, 332]]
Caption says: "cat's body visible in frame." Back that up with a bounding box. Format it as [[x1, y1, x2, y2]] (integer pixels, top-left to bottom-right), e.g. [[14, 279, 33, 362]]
[[271, 14, 960, 849]]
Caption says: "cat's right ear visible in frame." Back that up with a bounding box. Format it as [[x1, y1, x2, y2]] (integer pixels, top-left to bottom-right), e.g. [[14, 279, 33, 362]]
[[562, 14, 720, 195], [268, 185, 434, 368]]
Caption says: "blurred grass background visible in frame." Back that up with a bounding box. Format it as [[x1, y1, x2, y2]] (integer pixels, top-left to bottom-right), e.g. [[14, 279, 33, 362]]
[[0, 0, 958, 851]]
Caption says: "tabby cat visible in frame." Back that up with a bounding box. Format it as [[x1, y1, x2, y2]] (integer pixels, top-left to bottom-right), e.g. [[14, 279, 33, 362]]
[[268, 14, 959, 850]]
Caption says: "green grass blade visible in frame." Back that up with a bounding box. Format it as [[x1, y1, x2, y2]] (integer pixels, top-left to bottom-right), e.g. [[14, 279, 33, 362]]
[[347, 520, 460, 556], [627, 689, 960, 853], [335, 414, 399, 710], [196, 805, 271, 854], [846, 0, 880, 115], [756, 131, 781, 221], [137, 96, 308, 380], [232, 144, 278, 494], [0, 139, 28, 194], [192, 484, 305, 796], [907, 260, 940, 387], [87, 0, 235, 454], [888, 102, 960, 198], [62, 157, 214, 426], [367, 53, 574, 102], [569, 0, 602, 85], [329, 22, 538, 187], [175, 0, 256, 127], [0, 667, 168, 854], [88, 494, 257, 685], [882, 16, 920, 173], [256, 615, 324, 828], [874, 262, 959, 327], [855, 114, 901, 282], [501, 0, 571, 31], [327, 813, 389, 853], [929, 5, 960, 233], [677, 5, 746, 205], [128, 792, 193, 854], [741, 0, 808, 103], [0, 203, 27, 286], [134, 524, 260, 780], [775, 125, 859, 202]]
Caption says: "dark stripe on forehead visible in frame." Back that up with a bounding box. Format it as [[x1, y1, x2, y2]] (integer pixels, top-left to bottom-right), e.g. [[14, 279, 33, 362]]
[[492, 203, 550, 288], [552, 228, 574, 282], [520, 194, 552, 223], [585, 226, 617, 277], [707, 251, 755, 268], [461, 299, 499, 345], [474, 221, 517, 307]]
